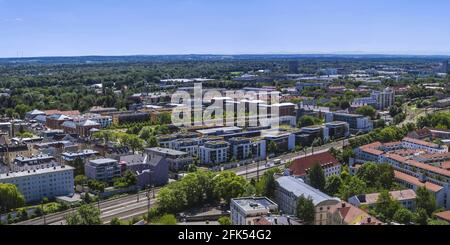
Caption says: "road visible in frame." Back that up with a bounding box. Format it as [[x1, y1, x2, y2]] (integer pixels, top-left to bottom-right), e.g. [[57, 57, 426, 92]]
[[16, 190, 159, 225], [15, 137, 350, 225]]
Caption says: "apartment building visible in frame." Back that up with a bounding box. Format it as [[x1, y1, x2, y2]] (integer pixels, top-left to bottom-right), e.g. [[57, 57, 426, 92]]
[[274, 176, 340, 225], [230, 197, 279, 225], [0, 165, 74, 203], [199, 141, 230, 165], [348, 189, 417, 210], [85, 158, 121, 183]]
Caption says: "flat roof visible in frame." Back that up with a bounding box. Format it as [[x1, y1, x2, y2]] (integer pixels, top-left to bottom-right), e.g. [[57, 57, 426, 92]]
[[146, 147, 188, 156], [89, 158, 118, 165], [0, 165, 74, 180], [197, 126, 242, 135], [232, 197, 278, 212]]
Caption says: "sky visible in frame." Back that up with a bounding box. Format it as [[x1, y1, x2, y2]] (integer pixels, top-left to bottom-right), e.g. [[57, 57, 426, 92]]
[[1, 0, 450, 57]]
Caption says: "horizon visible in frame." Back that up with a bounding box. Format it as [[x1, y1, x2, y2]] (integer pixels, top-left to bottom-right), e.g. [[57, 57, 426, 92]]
[[1, 0, 450, 58]]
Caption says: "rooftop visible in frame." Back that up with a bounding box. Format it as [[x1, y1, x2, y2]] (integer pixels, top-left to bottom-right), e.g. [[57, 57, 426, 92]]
[[146, 147, 188, 157], [290, 151, 340, 176], [394, 171, 443, 193], [232, 197, 278, 213], [0, 165, 74, 180], [276, 176, 340, 205], [89, 158, 118, 166]]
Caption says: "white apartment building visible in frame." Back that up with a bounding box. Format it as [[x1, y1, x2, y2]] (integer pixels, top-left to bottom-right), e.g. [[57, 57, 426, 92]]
[[0, 165, 75, 203], [401, 137, 448, 154], [230, 197, 279, 225], [199, 141, 230, 165]]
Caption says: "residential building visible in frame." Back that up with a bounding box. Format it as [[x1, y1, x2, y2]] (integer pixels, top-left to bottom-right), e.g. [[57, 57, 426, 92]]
[[328, 202, 382, 225], [348, 189, 417, 210], [85, 158, 121, 183], [289, 151, 341, 179], [401, 137, 448, 154], [199, 141, 230, 165], [62, 150, 99, 163], [274, 176, 340, 225], [0, 165, 74, 203], [145, 147, 193, 171], [296, 82, 328, 93], [14, 154, 55, 166], [112, 111, 150, 125], [263, 130, 296, 153], [89, 106, 118, 115], [230, 197, 279, 225], [325, 112, 373, 133]]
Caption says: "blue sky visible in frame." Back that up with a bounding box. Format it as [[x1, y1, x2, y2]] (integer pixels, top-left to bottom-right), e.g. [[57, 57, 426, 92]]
[[1, 0, 450, 57]]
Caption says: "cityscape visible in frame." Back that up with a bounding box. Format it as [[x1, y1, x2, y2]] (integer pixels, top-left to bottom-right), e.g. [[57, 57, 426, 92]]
[[1, 0, 450, 234]]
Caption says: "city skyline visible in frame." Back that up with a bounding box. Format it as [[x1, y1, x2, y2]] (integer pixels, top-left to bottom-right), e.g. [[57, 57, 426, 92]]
[[1, 0, 450, 58]]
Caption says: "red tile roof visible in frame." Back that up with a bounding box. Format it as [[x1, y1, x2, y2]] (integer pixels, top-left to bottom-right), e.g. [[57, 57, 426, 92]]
[[330, 202, 382, 225], [402, 137, 440, 149], [394, 170, 443, 193], [434, 211, 450, 222], [289, 151, 339, 176]]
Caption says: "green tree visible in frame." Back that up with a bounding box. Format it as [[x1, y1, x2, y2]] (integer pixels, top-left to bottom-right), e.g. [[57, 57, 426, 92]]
[[267, 141, 277, 155], [414, 208, 429, 225], [296, 195, 315, 225], [110, 217, 122, 225], [65, 205, 101, 225], [218, 216, 232, 225], [355, 105, 377, 119], [74, 175, 88, 186], [298, 115, 321, 128], [213, 171, 247, 204], [154, 214, 177, 225], [393, 208, 413, 224], [427, 219, 448, 225], [255, 168, 280, 198], [416, 186, 437, 215], [375, 190, 401, 222], [0, 183, 25, 213], [338, 176, 367, 200], [325, 175, 342, 196], [308, 163, 326, 191]]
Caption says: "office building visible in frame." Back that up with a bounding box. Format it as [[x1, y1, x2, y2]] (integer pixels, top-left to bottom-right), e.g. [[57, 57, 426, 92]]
[[199, 141, 230, 165], [325, 112, 373, 133]]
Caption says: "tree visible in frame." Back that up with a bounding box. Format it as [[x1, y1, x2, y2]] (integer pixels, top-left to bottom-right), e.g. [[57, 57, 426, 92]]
[[87, 180, 107, 192], [218, 216, 232, 225], [154, 214, 177, 225], [65, 205, 101, 225], [427, 219, 448, 225], [414, 208, 429, 225], [296, 195, 315, 225], [267, 141, 277, 155], [375, 190, 401, 222], [256, 168, 280, 198], [147, 136, 158, 148], [338, 176, 367, 200], [416, 186, 437, 215], [70, 157, 85, 176], [74, 175, 88, 186], [325, 175, 342, 196], [356, 163, 394, 189], [355, 105, 376, 119], [213, 171, 247, 204], [0, 183, 25, 213], [298, 115, 321, 128], [110, 217, 122, 225], [308, 163, 326, 191], [393, 208, 413, 224]]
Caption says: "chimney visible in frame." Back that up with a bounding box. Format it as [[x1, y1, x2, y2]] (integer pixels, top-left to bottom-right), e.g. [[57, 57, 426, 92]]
[[274, 218, 278, 225], [341, 202, 346, 208], [367, 217, 372, 224]]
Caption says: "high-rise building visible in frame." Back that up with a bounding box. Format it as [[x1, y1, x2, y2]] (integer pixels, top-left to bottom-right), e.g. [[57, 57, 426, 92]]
[[288, 61, 299, 74]]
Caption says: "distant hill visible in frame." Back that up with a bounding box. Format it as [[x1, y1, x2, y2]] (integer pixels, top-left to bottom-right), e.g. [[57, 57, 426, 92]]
[[0, 54, 449, 65]]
